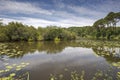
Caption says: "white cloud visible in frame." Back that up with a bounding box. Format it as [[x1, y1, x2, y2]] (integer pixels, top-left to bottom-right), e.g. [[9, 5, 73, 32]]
[[0, 0, 52, 15], [1, 0, 119, 28], [2, 17, 95, 28], [0, 0, 96, 28], [89, 0, 120, 13], [68, 5, 105, 18], [52, 0, 105, 18]]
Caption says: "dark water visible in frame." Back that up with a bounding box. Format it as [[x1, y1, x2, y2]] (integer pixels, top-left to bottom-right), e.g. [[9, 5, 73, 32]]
[[0, 40, 120, 80]]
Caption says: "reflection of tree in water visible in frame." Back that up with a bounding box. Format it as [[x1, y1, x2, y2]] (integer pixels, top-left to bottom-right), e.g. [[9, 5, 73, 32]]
[[75, 40, 120, 64], [0, 41, 72, 58], [92, 46, 120, 68], [93, 47, 120, 61], [0, 40, 120, 59], [37, 41, 70, 54], [15, 41, 71, 54], [73, 40, 120, 68]]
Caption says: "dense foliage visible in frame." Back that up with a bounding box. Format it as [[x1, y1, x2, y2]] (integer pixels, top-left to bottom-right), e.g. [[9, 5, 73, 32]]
[[0, 12, 120, 42], [43, 26, 76, 41], [68, 12, 120, 40], [0, 22, 76, 42], [0, 22, 38, 42]]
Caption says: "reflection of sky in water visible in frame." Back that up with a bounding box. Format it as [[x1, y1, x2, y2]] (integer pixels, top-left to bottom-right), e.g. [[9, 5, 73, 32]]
[[5, 47, 105, 69], [0, 42, 119, 80]]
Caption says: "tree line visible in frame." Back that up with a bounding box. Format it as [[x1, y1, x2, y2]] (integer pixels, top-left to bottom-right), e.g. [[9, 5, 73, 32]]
[[68, 12, 120, 40], [0, 22, 76, 42], [0, 12, 120, 42]]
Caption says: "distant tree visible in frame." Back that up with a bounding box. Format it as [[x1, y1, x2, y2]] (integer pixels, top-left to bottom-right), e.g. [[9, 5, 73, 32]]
[[93, 18, 106, 28], [43, 26, 76, 41], [104, 12, 120, 27]]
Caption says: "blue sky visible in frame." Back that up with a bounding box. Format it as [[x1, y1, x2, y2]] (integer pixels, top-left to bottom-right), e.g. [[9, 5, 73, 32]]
[[0, 0, 120, 28]]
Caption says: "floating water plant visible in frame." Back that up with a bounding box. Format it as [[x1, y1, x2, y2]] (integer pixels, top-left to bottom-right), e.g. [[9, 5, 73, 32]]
[[0, 62, 30, 80], [49, 68, 120, 80], [0, 43, 25, 58]]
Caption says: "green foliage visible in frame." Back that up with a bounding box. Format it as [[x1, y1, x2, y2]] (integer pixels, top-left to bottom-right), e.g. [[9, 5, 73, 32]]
[[92, 12, 120, 40], [43, 27, 76, 41], [93, 18, 105, 28], [0, 25, 9, 41], [93, 12, 120, 28], [0, 12, 120, 42], [0, 22, 38, 42], [0, 24, 76, 42], [0, 33, 9, 42], [54, 37, 60, 41]]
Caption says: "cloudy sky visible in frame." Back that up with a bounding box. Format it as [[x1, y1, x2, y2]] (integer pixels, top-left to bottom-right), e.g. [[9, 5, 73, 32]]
[[0, 0, 120, 28]]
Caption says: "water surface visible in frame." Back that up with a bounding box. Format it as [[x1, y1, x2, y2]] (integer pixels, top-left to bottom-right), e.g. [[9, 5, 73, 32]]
[[0, 40, 120, 80]]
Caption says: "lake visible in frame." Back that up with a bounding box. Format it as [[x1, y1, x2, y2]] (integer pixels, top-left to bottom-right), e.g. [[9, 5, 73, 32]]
[[0, 40, 120, 80]]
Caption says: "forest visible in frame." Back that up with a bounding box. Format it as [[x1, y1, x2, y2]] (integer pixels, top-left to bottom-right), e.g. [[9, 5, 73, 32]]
[[0, 12, 120, 42]]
